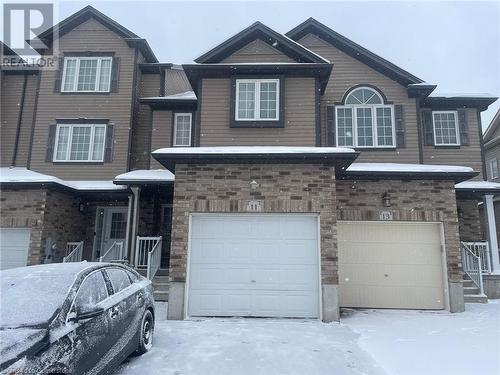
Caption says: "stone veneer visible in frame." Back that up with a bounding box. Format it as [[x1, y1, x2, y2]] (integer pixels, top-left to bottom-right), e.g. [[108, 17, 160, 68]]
[[336, 179, 464, 312], [169, 163, 338, 321]]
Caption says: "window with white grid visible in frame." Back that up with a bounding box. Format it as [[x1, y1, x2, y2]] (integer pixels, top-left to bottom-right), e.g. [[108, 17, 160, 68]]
[[433, 111, 459, 146], [54, 124, 107, 162], [236, 79, 279, 121], [335, 87, 394, 148], [173, 113, 192, 146], [489, 159, 499, 179], [61, 57, 112, 92]]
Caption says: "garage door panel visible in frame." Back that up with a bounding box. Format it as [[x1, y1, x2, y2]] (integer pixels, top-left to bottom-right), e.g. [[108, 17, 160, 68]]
[[0, 228, 30, 270], [338, 222, 445, 310], [189, 215, 320, 318]]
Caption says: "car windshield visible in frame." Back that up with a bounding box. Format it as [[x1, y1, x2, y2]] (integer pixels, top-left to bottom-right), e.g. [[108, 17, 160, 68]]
[[0, 267, 78, 328]]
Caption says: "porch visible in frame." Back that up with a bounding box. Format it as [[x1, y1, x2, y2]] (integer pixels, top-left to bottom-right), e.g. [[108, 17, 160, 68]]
[[61, 170, 176, 300], [456, 180, 500, 300]]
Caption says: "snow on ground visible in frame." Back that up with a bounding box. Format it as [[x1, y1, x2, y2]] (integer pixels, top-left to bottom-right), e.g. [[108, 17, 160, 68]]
[[115, 302, 500, 375], [341, 301, 500, 375], [117, 306, 383, 375]]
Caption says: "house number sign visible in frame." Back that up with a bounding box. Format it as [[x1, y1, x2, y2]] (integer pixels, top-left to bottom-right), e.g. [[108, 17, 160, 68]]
[[246, 200, 263, 212], [379, 211, 393, 221]]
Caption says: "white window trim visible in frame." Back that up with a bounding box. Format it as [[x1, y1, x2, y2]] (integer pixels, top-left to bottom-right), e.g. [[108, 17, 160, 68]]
[[235, 79, 280, 121], [489, 159, 499, 179], [53, 123, 107, 162], [432, 110, 460, 146], [173, 113, 192, 147], [61, 56, 113, 93], [334, 104, 395, 148]]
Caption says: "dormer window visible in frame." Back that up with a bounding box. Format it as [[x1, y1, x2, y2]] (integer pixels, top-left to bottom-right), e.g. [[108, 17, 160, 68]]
[[61, 56, 113, 92], [235, 79, 280, 121], [335, 87, 395, 148]]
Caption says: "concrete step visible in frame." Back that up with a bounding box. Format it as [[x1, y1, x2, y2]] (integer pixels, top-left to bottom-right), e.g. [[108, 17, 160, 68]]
[[464, 294, 488, 303], [154, 290, 169, 302], [463, 286, 481, 295], [462, 279, 474, 288], [153, 275, 170, 283]]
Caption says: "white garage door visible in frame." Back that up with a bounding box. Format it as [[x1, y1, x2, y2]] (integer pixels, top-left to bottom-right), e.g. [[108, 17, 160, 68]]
[[188, 214, 319, 318], [338, 222, 445, 310], [0, 228, 31, 270]]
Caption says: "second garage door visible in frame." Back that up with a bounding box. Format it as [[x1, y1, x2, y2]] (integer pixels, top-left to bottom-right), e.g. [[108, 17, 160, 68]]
[[0, 228, 31, 270], [338, 221, 445, 310], [188, 214, 320, 318]]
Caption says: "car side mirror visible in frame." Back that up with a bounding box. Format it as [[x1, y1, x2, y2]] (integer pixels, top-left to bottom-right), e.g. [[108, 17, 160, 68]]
[[69, 307, 105, 323]]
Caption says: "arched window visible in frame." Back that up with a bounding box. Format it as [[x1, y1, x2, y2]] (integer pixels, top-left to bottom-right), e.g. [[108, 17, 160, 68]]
[[335, 87, 395, 148]]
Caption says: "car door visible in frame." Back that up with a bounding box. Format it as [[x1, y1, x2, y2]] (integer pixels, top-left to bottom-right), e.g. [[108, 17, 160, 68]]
[[104, 268, 143, 347], [71, 270, 114, 375]]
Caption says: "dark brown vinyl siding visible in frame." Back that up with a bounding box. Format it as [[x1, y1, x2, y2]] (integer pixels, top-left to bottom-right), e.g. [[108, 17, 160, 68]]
[[165, 69, 192, 95], [221, 39, 296, 63], [299, 33, 420, 163], [485, 144, 500, 181], [150, 110, 172, 169], [199, 77, 316, 146], [130, 58, 159, 170], [29, 19, 136, 180], [423, 108, 483, 179], [1, 74, 24, 166]]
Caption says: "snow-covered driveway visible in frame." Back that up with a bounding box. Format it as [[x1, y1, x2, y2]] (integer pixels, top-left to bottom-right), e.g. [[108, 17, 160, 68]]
[[115, 302, 500, 375]]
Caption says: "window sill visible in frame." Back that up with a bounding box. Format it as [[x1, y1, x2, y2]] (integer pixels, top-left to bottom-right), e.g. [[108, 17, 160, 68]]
[[52, 161, 105, 165], [60, 91, 111, 95], [230, 120, 284, 128], [433, 145, 461, 149]]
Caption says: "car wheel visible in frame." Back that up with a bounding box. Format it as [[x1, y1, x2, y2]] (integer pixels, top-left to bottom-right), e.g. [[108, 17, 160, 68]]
[[137, 309, 154, 354]]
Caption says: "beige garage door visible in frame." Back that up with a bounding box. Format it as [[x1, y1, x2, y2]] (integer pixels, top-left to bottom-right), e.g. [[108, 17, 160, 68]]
[[338, 222, 445, 309]]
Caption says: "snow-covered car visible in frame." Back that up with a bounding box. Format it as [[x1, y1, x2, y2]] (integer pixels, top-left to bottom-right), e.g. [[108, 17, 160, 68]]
[[0, 262, 155, 374]]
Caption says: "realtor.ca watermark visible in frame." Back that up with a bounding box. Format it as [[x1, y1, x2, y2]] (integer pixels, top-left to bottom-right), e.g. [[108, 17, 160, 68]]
[[2, 2, 59, 69]]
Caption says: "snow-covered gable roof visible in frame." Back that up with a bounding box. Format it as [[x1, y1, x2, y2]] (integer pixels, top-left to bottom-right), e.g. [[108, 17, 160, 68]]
[[194, 21, 330, 64], [0, 167, 126, 192], [114, 169, 175, 184]]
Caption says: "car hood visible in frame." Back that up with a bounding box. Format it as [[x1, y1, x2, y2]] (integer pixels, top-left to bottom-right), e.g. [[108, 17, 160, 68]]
[[0, 327, 49, 370]]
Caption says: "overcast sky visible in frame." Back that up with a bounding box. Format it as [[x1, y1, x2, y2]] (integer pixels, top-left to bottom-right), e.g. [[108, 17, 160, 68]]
[[54, 0, 500, 129]]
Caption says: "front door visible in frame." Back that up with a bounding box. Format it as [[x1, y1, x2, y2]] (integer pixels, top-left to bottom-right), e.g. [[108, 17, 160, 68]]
[[95, 207, 128, 260]]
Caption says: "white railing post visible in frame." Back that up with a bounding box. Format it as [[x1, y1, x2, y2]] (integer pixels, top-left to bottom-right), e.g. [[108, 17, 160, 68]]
[[63, 241, 83, 263], [461, 242, 485, 295]]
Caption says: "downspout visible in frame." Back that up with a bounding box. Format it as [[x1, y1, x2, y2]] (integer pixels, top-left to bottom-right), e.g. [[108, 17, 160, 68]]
[[130, 186, 141, 266], [125, 193, 133, 262], [12, 73, 28, 166]]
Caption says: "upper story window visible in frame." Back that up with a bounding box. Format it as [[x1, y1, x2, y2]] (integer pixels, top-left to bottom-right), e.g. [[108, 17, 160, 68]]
[[489, 159, 499, 179], [54, 123, 106, 162], [336, 87, 395, 148], [173, 113, 192, 147], [62, 57, 112, 92], [432, 111, 460, 146], [235, 79, 280, 121]]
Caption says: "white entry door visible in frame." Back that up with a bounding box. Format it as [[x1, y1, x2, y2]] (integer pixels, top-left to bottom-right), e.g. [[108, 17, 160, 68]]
[[188, 214, 320, 318], [338, 221, 446, 310], [0, 228, 31, 270], [97, 207, 128, 258]]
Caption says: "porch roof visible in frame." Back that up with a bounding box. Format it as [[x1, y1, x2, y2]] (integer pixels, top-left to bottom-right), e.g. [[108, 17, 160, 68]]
[[152, 146, 359, 175], [343, 163, 478, 182], [0, 167, 126, 192], [455, 180, 500, 194], [114, 169, 175, 185]]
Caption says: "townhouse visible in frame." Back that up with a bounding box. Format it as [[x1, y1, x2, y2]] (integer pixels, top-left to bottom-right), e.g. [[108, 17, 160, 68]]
[[1, 6, 499, 321]]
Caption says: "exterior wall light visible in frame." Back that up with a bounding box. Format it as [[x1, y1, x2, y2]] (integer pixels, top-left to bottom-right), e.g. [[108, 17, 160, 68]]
[[250, 180, 259, 190], [382, 192, 391, 207]]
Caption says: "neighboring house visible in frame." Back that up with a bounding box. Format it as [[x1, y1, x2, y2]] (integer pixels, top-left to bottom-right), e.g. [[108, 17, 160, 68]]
[[1, 7, 499, 321]]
